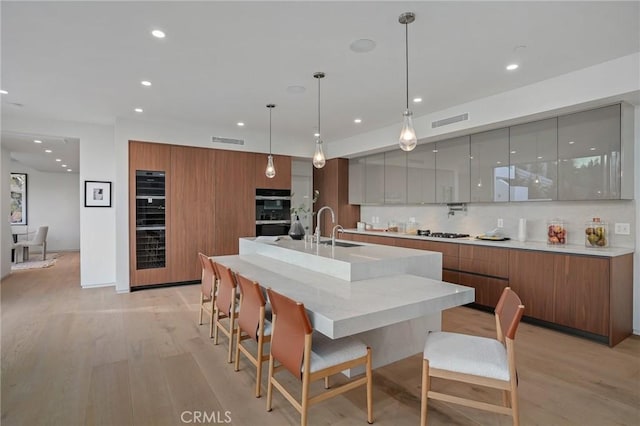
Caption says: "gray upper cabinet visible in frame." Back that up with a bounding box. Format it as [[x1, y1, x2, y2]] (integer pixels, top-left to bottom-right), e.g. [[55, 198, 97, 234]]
[[384, 150, 407, 204], [557, 104, 622, 200], [348, 157, 365, 204], [436, 136, 470, 203], [470, 128, 509, 202], [509, 118, 558, 201], [407, 143, 436, 204], [364, 153, 385, 204]]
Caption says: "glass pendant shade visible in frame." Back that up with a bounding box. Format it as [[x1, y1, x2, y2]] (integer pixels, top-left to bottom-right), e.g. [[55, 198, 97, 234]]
[[313, 139, 326, 168], [265, 154, 276, 178], [399, 109, 417, 151], [265, 104, 276, 178]]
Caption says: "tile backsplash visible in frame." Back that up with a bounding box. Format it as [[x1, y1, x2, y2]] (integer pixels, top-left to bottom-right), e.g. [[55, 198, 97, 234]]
[[360, 200, 636, 248]]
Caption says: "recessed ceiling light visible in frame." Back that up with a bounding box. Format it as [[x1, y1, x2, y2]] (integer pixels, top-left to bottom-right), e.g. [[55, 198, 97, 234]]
[[62, 164, 67, 167], [34, 139, 42, 144], [286, 85, 306, 94], [141, 80, 152, 87], [45, 149, 52, 153], [432, 149, 438, 153], [349, 39, 376, 53], [67, 169, 72, 172], [0, 89, 7, 95], [413, 97, 423, 103], [590, 147, 596, 151], [496, 161, 502, 164], [314, 132, 320, 138], [151, 29, 166, 39], [510, 150, 516, 154], [354, 118, 362, 124], [55, 158, 61, 162], [134, 108, 143, 113], [568, 141, 575, 144], [537, 156, 543, 159], [237, 122, 245, 127], [506, 64, 519, 71]]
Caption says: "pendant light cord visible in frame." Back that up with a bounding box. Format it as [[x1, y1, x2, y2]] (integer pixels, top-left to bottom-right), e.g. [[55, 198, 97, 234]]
[[317, 76, 321, 137], [269, 107, 272, 153], [405, 21, 409, 110]]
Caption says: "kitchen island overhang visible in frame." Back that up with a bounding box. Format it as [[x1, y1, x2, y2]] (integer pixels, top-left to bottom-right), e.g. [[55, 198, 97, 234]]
[[213, 237, 475, 373]]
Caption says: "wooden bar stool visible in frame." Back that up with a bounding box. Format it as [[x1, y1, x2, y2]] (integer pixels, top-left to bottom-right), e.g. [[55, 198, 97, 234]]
[[265, 288, 373, 426], [234, 273, 272, 397], [197, 253, 218, 338], [421, 287, 525, 425], [212, 262, 239, 363]]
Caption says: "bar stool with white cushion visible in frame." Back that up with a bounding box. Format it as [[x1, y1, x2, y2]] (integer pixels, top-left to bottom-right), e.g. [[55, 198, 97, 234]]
[[421, 287, 525, 426]]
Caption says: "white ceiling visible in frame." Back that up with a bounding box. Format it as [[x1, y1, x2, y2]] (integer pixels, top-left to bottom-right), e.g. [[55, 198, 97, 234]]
[[1, 1, 639, 172]]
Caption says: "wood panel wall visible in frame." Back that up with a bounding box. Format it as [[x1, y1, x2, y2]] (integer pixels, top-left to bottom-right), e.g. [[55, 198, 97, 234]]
[[214, 150, 256, 255], [255, 154, 291, 189], [313, 158, 360, 237], [169, 145, 216, 282]]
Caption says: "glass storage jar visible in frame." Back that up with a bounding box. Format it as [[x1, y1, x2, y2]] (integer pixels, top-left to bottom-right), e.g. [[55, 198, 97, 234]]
[[547, 219, 567, 245], [585, 217, 608, 248]]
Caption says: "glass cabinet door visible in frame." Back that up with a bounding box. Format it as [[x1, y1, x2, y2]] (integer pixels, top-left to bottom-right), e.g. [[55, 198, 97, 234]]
[[435, 136, 470, 203], [407, 143, 436, 204], [364, 153, 385, 204], [557, 104, 621, 200], [348, 157, 365, 204], [470, 128, 509, 202], [509, 118, 558, 201], [384, 150, 407, 204]]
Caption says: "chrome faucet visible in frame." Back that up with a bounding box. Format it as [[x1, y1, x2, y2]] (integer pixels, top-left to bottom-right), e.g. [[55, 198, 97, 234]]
[[331, 224, 344, 247], [315, 206, 335, 244]]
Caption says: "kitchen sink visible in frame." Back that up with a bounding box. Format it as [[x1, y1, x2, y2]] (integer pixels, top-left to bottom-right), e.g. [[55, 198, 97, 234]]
[[319, 241, 362, 248]]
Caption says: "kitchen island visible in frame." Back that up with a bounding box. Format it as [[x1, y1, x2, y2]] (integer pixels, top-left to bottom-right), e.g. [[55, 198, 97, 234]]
[[213, 237, 474, 374]]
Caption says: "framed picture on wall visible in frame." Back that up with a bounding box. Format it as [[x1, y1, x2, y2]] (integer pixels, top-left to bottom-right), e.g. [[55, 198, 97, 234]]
[[10, 173, 28, 225], [84, 180, 112, 207]]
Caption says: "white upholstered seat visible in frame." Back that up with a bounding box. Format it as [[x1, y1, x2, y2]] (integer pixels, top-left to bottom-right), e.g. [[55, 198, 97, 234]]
[[308, 332, 368, 373]]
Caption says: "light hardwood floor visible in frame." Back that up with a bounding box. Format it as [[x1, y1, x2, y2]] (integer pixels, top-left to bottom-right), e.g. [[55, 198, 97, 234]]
[[1, 252, 638, 425]]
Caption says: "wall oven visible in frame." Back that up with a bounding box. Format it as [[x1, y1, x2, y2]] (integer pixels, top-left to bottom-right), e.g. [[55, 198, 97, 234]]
[[256, 189, 291, 236]]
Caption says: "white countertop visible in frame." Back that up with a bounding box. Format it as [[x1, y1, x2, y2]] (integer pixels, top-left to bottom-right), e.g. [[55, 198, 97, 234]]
[[239, 237, 442, 281], [212, 253, 474, 339], [343, 229, 634, 257]]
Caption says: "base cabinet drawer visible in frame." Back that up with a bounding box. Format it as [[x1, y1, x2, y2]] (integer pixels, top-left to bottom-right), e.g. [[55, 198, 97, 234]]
[[458, 272, 507, 308], [508, 250, 556, 322], [459, 245, 509, 278]]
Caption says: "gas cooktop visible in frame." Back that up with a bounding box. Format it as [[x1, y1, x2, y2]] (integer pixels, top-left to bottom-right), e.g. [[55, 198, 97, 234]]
[[417, 230, 470, 239]]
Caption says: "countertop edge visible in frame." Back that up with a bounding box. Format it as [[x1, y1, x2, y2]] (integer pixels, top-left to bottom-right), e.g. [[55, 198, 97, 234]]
[[342, 229, 634, 257]]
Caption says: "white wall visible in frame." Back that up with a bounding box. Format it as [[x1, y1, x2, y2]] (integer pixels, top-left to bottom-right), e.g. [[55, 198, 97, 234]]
[[2, 115, 116, 288], [1, 147, 12, 279], [8, 160, 79, 252]]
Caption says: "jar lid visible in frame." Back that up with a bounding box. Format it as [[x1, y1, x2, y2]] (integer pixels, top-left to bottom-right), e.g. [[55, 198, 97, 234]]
[[592, 217, 601, 222]]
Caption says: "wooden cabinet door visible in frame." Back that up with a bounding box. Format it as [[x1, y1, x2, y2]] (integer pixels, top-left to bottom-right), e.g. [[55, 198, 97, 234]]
[[508, 249, 556, 322], [129, 141, 172, 287], [458, 272, 506, 308], [255, 154, 291, 189], [215, 150, 256, 255], [169, 145, 216, 282], [458, 245, 509, 278], [553, 254, 610, 336]]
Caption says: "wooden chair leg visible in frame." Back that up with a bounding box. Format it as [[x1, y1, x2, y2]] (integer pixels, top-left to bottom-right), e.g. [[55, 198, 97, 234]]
[[511, 385, 520, 426], [366, 348, 373, 424], [266, 355, 275, 412], [234, 328, 242, 372], [198, 294, 204, 325], [209, 307, 215, 338], [301, 372, 310, 426], [324, 376, 330, 389], [255, 336, 264, 398], [227, 314, 235, 363], [213, 309, 220, 344], [503, 390, 511, 408], [421, 359, 429, 426]]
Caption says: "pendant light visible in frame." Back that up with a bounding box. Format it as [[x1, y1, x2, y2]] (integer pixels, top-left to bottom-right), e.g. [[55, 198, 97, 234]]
[[265, 104, 276, 178], [312, 72, 326, 168], [398, 12, 417, 152]]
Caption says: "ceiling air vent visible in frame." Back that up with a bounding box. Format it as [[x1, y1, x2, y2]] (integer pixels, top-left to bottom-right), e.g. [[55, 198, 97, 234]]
[[431, 113, 469, 129], [211, 136, 244, 145]]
